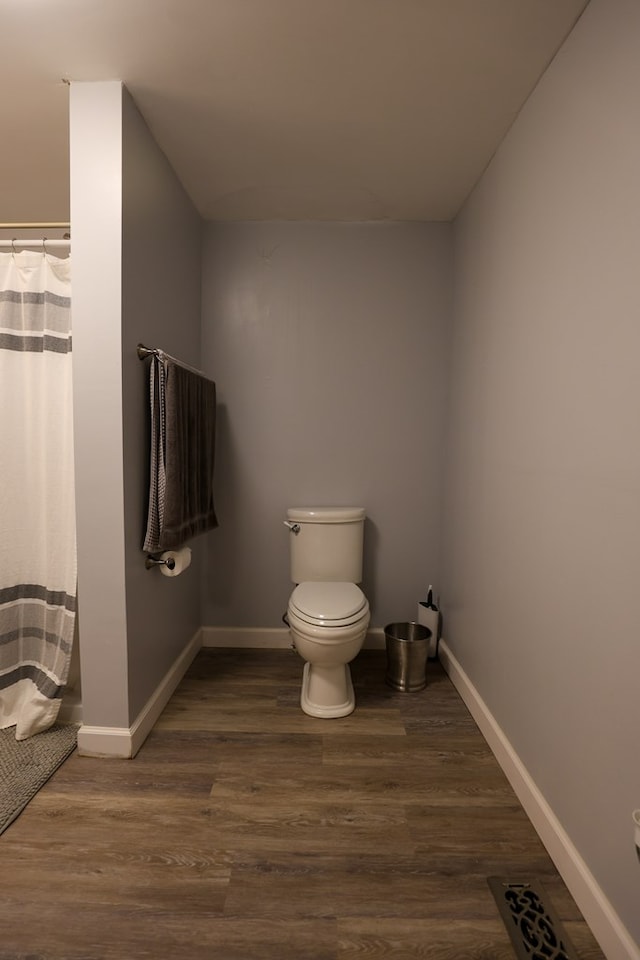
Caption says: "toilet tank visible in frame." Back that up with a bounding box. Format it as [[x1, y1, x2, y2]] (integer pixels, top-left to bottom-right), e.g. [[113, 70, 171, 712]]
[[287, 507, 365, 584]]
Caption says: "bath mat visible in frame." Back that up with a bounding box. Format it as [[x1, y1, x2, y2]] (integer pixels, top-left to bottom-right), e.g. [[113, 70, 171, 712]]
[[0, 723, 78, 835]]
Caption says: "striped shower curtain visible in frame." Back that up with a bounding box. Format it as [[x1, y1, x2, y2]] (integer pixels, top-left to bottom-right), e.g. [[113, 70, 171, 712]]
[[0, 251, 76, 740]]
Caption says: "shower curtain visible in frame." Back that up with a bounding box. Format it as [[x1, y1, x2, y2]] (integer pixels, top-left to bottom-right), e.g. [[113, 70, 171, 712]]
[[0, 250, 76, 740]]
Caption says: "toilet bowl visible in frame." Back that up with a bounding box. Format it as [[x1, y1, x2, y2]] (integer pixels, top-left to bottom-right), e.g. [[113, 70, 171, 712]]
[[287, 581, 370, 718]]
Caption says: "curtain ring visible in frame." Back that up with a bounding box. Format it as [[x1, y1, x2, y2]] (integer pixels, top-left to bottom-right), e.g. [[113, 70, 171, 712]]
[[42, 237, 48, 255], [11, 238, 17, 256]]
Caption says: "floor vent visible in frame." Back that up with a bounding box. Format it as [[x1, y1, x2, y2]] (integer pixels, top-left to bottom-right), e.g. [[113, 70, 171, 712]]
[[487, 878, 581, 960]]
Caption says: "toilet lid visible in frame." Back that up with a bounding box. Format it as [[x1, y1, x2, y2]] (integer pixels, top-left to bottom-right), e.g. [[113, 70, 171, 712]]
[[289, 582, 368, 627]]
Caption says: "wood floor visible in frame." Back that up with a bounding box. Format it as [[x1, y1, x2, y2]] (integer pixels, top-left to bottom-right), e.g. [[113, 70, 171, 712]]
[[0, 649, 605, 959]]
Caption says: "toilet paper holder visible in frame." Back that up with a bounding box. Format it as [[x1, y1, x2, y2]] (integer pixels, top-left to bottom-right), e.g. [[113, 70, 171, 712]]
[[145, 554, 176, 571]]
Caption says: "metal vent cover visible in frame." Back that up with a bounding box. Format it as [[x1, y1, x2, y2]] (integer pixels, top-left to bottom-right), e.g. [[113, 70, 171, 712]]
[[488, 878, 581, 960]]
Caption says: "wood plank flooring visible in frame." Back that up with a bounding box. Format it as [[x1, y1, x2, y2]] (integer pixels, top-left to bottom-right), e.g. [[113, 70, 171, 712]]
[[0, 649, 605, 959]]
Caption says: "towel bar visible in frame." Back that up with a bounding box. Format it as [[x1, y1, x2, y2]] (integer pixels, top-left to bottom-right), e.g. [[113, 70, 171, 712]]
[[137, 342, 205, 377]]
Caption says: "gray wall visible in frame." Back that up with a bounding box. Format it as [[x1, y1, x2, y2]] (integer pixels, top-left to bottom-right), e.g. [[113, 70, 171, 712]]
[[71, 82, 203, 729], [443, 0, 640, 945], [201, 221, 452, 628], [121, 88, 203, 720], [71, 81, 129, 729]]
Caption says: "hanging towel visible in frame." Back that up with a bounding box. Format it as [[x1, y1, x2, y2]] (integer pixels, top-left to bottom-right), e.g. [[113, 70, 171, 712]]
[[143, 353, 218, 552]]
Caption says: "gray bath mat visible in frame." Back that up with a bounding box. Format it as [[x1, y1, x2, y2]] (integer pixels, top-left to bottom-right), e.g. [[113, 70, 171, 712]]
[[0, 723, 78, 834]]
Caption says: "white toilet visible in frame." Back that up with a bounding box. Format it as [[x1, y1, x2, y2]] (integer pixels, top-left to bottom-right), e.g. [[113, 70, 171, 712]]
[[284, 506, 370, 718]]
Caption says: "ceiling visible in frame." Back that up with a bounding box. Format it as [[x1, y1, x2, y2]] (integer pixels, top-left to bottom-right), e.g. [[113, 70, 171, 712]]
[[0, 0, 589, 224]]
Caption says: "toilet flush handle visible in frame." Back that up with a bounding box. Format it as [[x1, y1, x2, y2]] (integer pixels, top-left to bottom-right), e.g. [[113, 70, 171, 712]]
[[283, 521, 300, 534]]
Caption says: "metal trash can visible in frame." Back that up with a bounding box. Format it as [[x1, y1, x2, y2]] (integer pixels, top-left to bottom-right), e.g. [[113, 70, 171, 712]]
[[384, 621, 431, 691]]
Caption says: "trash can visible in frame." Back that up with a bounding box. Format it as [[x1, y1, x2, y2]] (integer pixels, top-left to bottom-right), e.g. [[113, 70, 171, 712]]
[[384, 621, 431, 691]]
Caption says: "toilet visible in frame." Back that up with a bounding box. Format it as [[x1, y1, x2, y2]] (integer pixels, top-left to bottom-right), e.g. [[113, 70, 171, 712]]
[[284, 506, 370, 718]]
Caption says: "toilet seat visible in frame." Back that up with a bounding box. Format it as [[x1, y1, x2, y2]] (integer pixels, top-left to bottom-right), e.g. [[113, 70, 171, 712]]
[[289, 581, 368, 628]]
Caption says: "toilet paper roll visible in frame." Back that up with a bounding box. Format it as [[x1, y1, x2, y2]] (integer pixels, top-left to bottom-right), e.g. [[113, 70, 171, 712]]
[[159, 547, 192, 577]]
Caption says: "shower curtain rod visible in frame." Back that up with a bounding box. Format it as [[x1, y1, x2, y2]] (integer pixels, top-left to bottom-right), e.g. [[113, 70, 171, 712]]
[[0, 239, 71, 249], [0, 222, 70, 229], [0, 222, 71, 250]]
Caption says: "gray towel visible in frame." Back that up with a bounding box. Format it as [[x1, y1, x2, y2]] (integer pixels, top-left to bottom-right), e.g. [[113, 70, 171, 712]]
[[143, 354, 218, 552]]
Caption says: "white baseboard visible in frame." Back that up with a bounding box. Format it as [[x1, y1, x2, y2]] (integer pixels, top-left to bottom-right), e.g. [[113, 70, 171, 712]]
[[201, 627, 291, 648], [201, 626, 386, 649], [77, 629, 202, 759], [76, 724, 133, 758], [438, 639, 640, 960]]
